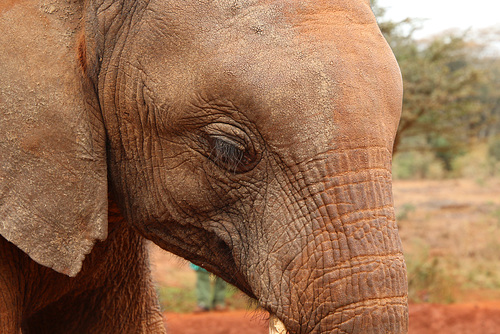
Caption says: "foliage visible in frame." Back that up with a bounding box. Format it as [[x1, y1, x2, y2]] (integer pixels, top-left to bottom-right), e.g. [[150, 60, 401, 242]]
[[488, 137, 500, 176], [489, 137, 500, 161], [157, 286, 197, 313], [372, 1, 500, 175], [405, 242, 458, 303], [470, 28, 500, 139], [386, 22, 483, 157], [396, 202, 416, 221], [393, 150, 447, 179], [157, 284, 255, 313]]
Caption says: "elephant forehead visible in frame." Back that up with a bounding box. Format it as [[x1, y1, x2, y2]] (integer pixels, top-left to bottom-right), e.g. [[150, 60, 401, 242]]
[[135, 0, 401, 160], [196, 2, 401, 157], [198, 45, 400, 163]]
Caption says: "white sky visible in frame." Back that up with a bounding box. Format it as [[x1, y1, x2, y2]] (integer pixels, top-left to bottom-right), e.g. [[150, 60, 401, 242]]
[[377, 0, 500, 39]]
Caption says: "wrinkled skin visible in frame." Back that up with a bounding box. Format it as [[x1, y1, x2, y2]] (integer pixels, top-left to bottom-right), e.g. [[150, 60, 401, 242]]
[[0, 0, 408, 333]]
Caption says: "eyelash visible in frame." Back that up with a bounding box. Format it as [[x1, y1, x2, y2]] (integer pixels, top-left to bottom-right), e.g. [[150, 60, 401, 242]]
[[197, 122, 259, 174], [208, 136, 248, 173]]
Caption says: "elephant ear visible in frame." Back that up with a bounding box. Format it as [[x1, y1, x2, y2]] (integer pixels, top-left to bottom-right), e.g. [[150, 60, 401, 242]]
[[0, 1, 107, 276]]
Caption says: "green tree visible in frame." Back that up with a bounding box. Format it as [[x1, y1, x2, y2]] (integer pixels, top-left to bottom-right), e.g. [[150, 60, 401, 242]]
[[372, 1, 487, 169], [472, 48, 500, 139]]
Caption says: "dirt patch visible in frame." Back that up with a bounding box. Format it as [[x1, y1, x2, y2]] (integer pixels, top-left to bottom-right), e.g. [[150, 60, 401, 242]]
[[163, 310, 268, 334], [162, 303, 500, 334], [409, 302, 500, 334]]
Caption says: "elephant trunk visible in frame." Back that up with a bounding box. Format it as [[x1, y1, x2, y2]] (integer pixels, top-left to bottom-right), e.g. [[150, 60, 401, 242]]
[[260, 147, 408, 333]]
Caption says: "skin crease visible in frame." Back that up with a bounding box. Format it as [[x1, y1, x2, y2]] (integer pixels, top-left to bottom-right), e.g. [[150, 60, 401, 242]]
[[0, 0, 407, 333]]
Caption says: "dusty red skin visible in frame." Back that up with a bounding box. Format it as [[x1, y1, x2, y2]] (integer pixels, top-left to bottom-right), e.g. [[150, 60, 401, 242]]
[[0, 0, 407, 333]]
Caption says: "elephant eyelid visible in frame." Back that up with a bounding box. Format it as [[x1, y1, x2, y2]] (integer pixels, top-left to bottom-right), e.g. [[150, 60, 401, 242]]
[[199, 123, 259, 173], [208, 136, 248, 172]]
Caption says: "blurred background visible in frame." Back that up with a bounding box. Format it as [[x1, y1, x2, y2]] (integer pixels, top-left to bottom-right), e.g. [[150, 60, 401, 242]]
[[373, 0, 500, 301], [154, 1, 500, 333]]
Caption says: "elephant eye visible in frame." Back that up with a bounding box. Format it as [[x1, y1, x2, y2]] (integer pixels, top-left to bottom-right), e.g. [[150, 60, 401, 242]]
[[200, 123, 258, 173], [208, 136, 247, 172]]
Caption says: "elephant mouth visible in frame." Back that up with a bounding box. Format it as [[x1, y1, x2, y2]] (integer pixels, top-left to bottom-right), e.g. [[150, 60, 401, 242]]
[[269, 315, 288, 334]]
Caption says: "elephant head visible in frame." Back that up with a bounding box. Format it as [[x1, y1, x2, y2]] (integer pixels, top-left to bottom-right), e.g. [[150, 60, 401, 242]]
[[0, 0, 407, 333]]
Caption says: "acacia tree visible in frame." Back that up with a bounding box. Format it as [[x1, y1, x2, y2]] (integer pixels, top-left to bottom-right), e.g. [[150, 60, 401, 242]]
[[395, 36, 484, 169], [372, 2, 487, 169], [471, 31, 500, 139]]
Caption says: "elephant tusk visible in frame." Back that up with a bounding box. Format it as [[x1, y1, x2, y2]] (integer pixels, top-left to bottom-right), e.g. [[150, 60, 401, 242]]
[[269, 315, 288, 334]]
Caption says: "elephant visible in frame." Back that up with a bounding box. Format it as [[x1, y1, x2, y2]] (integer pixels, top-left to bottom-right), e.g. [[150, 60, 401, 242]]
[[0, 0, 408, 333]]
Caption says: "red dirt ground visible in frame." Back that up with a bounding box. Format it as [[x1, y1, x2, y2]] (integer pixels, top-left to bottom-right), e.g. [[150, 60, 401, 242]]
[[163, 302, 500, 334]]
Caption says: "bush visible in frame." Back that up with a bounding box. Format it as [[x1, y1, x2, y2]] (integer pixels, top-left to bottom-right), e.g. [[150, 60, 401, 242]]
[[157, 284, 255, 313], [488, 137, 500, 176], [405, 241, 459, 303], [393, 151, 446, 179]]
